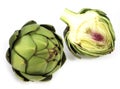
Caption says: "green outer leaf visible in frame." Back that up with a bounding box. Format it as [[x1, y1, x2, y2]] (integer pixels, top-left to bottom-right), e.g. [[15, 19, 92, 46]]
[[54, 33, 63, 46], [60, 52, 66, 66], [13, 68, 52, 81], [13, 68, 29, 81], [6, 48, 11, 64], [22, 20, 37, 27], [47, 52, 66, 75], [63, 26, 69, 37], [98, 15, 115, 50], [80, 8, 106, 16], [45, 61, 58, 73], [49, 37, 59, 47], [79, 8, 109, 21], [64, 30, 81, 58], [47, 40, 56, 48], [40, 24, 55, 32], [20, 24, 40, 37], [20, 72, 46, 81], [99, 16, 115, 43], [11, 49, 26, 72], [30, 34, 48, 51], [79, 8, 92, 14], [41, 75, 52, 81], [35, 26, 55, 38], [36, 49, 49, 59], [95, 9, 110, 20], [54, 52, 61, 61], [14, 35, 36, 60], [47, 64, 61, 75], [9, 30, 20, 49], [64, 27, 79, 57], [27, 56, 47, 75]]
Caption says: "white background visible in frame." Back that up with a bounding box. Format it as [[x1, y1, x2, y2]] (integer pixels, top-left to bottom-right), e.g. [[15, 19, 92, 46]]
[[0, 0, 120, 89]]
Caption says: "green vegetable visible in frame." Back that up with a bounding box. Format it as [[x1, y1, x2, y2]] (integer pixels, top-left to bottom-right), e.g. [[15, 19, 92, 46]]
[[61, 8, 115, 57], [6, 20, 66, 81]]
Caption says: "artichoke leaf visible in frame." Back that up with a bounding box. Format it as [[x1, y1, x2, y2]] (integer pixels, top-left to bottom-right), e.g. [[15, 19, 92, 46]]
[[9, 30, 20, 49], [27, 56, 47, 75], [41, 75, 52, 81], [45, 61, 58, 73], [54, 34, 63, 46], [11, 50, 26, 72], [14, 35, 36, 60], [22, 20, 37, 27], [79, 8, 92, 14], [20, 24, 40, 36], [30, 34, 48, 51], [13, 69, 29, 81], [40, 24, 55, 32], [35, 26, 55, 38], [20, 72, 46, 81], [6, 48, 11, 63]]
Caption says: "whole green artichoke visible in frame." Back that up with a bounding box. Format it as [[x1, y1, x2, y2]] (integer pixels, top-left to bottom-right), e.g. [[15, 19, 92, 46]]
[[60, 8, 115, 58], [6, 20, 66, 81]]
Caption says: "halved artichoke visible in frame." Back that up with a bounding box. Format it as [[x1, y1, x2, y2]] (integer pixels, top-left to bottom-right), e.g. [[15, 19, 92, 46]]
[[6, 20, 66, 81], [61, 8, 115, 57]]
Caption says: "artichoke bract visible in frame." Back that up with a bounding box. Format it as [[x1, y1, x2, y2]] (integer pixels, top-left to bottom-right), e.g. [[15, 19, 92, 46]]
[[60, 8, 115, 58], [6, 20, 66, 81]]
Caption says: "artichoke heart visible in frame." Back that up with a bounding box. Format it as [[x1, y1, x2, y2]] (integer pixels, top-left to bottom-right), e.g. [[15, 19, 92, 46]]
[[61, 8, 115, 57], [6, 20, 66, 81]]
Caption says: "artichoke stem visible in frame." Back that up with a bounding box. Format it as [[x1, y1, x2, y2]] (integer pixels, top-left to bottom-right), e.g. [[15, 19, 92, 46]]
[[60, 8, 77, 26]]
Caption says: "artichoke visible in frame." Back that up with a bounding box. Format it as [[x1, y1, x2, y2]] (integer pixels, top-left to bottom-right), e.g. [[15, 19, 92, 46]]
[[60, 8, 115, 57], [6, 20, 66, 81]]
